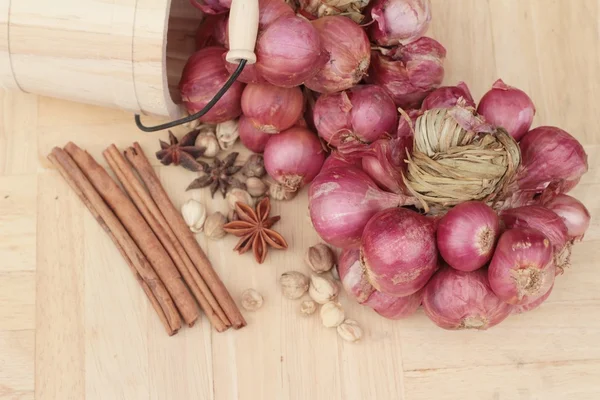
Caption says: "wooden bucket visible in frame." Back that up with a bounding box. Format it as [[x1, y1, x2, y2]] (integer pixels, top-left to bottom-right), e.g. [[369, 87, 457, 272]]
[[0, 0, 203, 118]]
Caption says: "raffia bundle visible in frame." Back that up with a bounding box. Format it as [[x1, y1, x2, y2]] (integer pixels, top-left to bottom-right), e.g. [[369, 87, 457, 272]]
[[403, 106, 521, 212]]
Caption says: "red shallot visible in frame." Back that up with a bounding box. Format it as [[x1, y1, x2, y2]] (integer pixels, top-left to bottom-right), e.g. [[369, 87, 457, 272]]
[[437, 201, 500, 272], [256, 16, 326, 87], [369, 0, 432, 46], [364, 289, 423, 320], [488, 228, 556, 305], [305, 16, 371, 94], [513, 284, 553, 314], [421, 82, 475, 110], [501, 206, 569, 251], [179, 47, 244, 123], [517, 126, 588, 193], [543, 194, 591, 241], [308, 166, 417, 248], [225, 62, 266, 84], [257, 0, 295, 28], [241, 83, 304, 133], [313, 85, 398, 147], [321, 151, 362, 172], [422, 267, 513, 330], [361, 207, 438, 296], [338, 248, 374, 303], [264, 127, 325, 191], [366, 37, 446, 108], [196, 14, 229, 49], [396, 108, 420, 138], [477, 79, 536, 141], [238, 115, 271, 153]]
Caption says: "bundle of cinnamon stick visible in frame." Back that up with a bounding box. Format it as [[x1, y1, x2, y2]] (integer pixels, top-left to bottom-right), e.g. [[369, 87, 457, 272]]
[[48, 142, 246, 335]]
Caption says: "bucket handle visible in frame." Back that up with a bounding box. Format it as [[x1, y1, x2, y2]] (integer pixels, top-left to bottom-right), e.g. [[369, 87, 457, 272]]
[[135, 0, 259, 132]]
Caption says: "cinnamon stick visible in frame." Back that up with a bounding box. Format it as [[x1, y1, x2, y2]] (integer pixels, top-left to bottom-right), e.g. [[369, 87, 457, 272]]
[[103, 145, 230, 332], [124, 142, 247, 329], [48, 148, 181, 335], [64, 142, 200, 327]]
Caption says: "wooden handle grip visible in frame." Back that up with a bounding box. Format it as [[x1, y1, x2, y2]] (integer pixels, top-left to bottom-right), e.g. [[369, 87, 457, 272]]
[[226, 0, 259, 64]]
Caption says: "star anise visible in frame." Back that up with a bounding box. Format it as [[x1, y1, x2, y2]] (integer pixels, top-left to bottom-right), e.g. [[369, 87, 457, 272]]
[[185, 152, 245, 198], [156, 130, 206, 171], [223, 197, 288, 264]]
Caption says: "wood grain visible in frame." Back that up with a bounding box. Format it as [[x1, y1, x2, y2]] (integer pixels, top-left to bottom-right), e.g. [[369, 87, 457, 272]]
[[0, 1, 599, 399]]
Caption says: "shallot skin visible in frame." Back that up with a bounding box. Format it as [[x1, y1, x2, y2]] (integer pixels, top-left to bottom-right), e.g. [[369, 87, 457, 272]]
[[264, 127, 325, 190], [477, 79, 536, 142], [543, 194, 591, 240], [421, 82, 475, 110], [364, 289, 423, 320], [241, 83, 304, 133], [437, 201, 500, 272], [305, 16, 371, 94], [366, 37, 446, 108], [179, 47, 244, 123], [513, 284, 553, 314], [256, 16, 327, 87], [361, 207, 438, 296], [517, 126, 588, 193], [338, 248, 375, 303], [501, 205, 568, 251], [369, 0, 432, 46], [422, 267, 513, 330], [238, 115, 271, 153], [488, 228, 556, 306]]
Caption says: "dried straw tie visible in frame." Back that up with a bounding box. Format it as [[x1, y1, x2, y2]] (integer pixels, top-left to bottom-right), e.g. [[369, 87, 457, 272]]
[[403, 106, 521, 213]]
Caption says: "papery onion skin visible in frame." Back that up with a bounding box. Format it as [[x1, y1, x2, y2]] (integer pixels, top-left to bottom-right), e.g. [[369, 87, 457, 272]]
[[314, 85, 398, 147], [309, 166, 416, 248], [501, 206, 569, 251], [361, 207, 438, 296], [241, 83, 304, 133], [179, 47, 244, 123], [488, 228, 556, 305], [364, 289, 423, 320], [225, 62, 267, 84], [196, 14, 229, 49], [238, 115, 271, 153], [366, 37, 446, 108], [396, 108, 420, 138], [305, 16, 371, 94], [338, 248, 375, 303], [321, 151, 362, 172], [437, 201, 500, 272], [257, 0, 295, 28], [422, 267, 513, 330], [421, 82, 475, 110], [264, 127, 325, 191], [543, 194, 591, 241], [369, 0, 432, 46], [256, 16, 326, 87], [477, 79, 536, 142], [517, 126, 588, 193], [512, 284, 553, 314]]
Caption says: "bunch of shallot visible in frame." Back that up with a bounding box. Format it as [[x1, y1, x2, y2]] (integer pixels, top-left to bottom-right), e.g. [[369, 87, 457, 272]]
[[180, 1, 591, 333]]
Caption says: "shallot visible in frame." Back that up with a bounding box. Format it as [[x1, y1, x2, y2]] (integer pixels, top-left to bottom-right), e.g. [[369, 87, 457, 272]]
[[256, 16, 326, 87], [422, 267, 513, 330], [361, 207, 438, 296], [238, 115, 271, 153], [225, 62, 266, 84], [305, 16, 371, 94], [364, 289, 423, 320], [513, 284, 553, 314], [517, 126, 588, 193], [543, 194, 591, 241], [437, 201, 500, 272], [421, 82, 475, 110], [501, 206, 569, 251], [320, 151, 362, 172], [179, 47, 244, 123], [477, 79, 536, 141], [257, 0, 295, 28], [366, 37, 446, 108], [369, 0, 432, 46], [241, 83, 304, 133], [488, 228, 556, 305], [313, 85, 398, 147], [264, 127, 325, 191], [338, 248, 374, 303], [196, 14, 229, 49], [308, 166, 417, 248]]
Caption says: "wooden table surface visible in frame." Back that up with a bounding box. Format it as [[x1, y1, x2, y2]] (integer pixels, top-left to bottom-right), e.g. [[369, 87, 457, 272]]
[[1, 1, 600, 399]]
